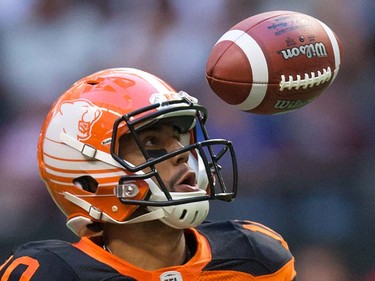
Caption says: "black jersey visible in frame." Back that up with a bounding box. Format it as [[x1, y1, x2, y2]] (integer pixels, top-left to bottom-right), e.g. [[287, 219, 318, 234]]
[[0, 220, 296, 280]]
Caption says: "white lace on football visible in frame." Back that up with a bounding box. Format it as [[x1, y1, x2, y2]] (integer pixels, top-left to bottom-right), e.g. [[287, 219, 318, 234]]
[[279, 67, 332, 91]]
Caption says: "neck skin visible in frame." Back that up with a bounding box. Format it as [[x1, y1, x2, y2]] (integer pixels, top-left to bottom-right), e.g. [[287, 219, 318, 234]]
[[103, 220, 189, 270]]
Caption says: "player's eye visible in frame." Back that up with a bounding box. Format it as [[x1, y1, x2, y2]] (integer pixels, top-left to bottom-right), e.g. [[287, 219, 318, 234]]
[[144, 137, 158, 147]]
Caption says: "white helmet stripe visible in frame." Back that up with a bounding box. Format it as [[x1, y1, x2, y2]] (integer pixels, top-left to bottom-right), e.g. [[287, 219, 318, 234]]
[[49, 179, 117, 187], [45, 167, 125, 179], [43, 153, 119, 171], [124, 68, 175, 93]]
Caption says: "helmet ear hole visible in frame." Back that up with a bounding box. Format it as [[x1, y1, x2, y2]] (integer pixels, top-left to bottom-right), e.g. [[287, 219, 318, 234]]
[[86, 222, 104, 233], [73, 176, 98, 193]]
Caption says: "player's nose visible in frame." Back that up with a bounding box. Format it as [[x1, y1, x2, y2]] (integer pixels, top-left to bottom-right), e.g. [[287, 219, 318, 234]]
[[168, 138, 189, 166]]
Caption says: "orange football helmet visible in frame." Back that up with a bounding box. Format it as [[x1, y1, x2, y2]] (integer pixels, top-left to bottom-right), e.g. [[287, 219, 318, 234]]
[[37, 68, 237, 236]]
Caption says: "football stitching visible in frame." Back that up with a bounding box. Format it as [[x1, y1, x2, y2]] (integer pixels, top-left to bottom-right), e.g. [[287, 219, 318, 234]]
[[279, 67, 332, 91]]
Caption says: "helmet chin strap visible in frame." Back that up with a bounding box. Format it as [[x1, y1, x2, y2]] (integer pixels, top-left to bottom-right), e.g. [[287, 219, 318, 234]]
[[61, 131, 167, 224], [64, 192, 166, 230], [61, 131, 210, 234], [60, 132, 123, 168], [64, 188, 208, 236], [60, 132, 169, 236]]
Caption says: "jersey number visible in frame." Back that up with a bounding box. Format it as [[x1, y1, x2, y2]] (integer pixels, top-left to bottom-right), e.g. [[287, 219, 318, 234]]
[[0, 256, 39, 281]]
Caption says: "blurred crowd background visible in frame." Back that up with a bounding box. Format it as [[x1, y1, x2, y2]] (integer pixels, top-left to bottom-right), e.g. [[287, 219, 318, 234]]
[[0, 0, 374, 280]]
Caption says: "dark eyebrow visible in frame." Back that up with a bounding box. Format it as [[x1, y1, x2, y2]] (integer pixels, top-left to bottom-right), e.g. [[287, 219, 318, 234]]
[[139, 124, 163, 133], [120, 124, 162, 140], [120, 122, 183, 147], [138, 123, 181, 135]]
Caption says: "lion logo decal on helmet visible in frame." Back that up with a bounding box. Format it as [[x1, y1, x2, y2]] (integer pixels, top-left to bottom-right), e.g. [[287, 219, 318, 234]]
[[55, 99, 102, 141]]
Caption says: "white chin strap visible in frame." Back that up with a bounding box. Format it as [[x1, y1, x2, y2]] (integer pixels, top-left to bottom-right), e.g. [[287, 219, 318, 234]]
[[64, 192, 166, 236]]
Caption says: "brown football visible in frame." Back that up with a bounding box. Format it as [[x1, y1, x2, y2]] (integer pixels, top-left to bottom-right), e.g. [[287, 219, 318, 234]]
[[206, 10, 343, 114]]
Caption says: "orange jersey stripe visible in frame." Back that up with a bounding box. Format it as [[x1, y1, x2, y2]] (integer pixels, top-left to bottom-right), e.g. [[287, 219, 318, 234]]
[[73, 228, 212, 281], [242, 221, 290, 250]]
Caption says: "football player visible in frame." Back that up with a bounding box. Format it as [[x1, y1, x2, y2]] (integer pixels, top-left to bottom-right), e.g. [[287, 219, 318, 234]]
[[0, 68, 296, 280]]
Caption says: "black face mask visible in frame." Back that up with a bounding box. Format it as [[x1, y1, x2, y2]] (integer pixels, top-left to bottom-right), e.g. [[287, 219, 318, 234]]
[[110, 98, 238, 207]]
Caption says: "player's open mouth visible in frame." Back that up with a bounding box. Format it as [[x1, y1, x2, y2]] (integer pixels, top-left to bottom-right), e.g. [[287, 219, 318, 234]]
[[174, 171, 199, 192]]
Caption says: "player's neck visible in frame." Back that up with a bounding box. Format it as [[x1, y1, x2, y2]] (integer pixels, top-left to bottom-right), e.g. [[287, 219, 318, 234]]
[[103, 220, 190, 270]]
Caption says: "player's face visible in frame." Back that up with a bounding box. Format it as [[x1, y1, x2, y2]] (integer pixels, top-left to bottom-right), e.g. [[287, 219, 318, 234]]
[[119, 123, 200, 192]]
